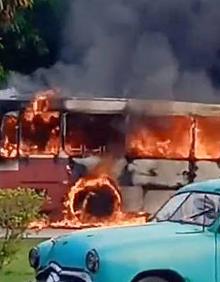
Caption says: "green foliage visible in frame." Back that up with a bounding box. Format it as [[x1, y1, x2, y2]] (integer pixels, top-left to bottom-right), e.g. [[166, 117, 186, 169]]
[[0, 239, 41, 282], [0, 64, 8, 85], [0, 0, 70, 86], [0, 0, 33, 25], [0, 188, 46, 270]]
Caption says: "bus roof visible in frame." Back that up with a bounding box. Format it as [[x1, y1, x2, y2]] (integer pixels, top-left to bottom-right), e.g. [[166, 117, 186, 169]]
[[64, 98, 220, 116], [1, 88, 220, 116]]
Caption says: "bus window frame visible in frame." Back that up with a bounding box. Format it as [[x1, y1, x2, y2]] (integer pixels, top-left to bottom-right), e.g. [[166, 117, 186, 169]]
[[0, 112, 19, 159], [63, 111, 126, 157], [18, 109, 62, 158], [125, 114, 194, 160]]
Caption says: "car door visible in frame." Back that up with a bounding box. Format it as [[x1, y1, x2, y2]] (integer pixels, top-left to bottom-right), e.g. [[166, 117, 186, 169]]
[[215, 227, 220, 281]]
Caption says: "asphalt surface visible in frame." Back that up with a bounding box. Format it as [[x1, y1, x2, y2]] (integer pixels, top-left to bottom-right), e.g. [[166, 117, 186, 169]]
[[0, 228, 75, 239]]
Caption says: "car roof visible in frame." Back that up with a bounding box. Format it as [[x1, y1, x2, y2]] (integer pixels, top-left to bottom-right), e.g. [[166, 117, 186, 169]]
[[177, 179, 220, 195]]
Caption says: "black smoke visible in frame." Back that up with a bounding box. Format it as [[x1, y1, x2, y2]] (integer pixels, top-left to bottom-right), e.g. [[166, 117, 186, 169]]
[[8, 0, 220, 102]]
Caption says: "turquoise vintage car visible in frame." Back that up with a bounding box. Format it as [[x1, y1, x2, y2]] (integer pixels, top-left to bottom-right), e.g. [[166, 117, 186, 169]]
[[29, 179, 220, 282]]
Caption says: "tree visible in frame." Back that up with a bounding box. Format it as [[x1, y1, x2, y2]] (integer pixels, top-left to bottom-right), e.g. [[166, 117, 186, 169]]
[[0, 0, 70, 86], [0, 0, 33, 24], [0, 187, 46, 269], [0, 0, 35, 85]]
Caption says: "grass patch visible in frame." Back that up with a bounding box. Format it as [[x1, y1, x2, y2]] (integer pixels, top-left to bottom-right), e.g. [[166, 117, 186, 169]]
[[0, 239, 43, 282]]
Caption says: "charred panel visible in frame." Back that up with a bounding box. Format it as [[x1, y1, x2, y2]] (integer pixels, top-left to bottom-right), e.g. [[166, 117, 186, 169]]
[[64, 113, 125, 157]]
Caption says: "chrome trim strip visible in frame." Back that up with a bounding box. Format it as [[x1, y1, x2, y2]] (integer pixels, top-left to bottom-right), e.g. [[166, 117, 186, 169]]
[[37, 262, 92, 282]]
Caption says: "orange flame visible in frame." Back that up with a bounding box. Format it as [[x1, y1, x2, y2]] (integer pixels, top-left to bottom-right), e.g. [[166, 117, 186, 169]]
[[0, 90, 60, 158], [30, 157, 146, 230], [126, 116, 193, 159], [195, 117, 220, 159], [63, 174, 121, 224], [52, 157, 146, 228], [66, 174, 121, 216], [0, 115, 18, 158], [19, 90, 60, 156]]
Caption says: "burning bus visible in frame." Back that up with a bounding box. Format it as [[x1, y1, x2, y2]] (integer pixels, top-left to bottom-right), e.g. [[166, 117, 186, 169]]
[[1, 88, 220, 228]]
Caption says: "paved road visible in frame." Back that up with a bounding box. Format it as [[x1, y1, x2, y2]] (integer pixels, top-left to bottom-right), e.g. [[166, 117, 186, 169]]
[[0, 228, 76, 239]]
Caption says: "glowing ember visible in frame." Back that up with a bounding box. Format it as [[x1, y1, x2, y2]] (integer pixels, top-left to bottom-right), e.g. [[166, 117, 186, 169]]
[[0, 115, 18, 158], [19, 90, 60, 156], [127, 116, 193, 159]]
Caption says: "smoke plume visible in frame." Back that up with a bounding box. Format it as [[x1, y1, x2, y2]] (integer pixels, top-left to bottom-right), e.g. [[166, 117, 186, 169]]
[[8, 0, 220, 102]]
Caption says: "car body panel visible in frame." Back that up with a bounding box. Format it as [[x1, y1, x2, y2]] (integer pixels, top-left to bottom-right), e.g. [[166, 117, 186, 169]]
[[37, 222, 215, 282], [33, 179, 220, 282], [177, 179, 220, 195]]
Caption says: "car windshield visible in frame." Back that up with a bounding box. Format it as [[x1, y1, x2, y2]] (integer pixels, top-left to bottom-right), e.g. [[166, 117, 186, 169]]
[[154, 192, 220, 226]]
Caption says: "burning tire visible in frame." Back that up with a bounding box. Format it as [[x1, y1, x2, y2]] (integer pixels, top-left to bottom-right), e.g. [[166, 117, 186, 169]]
[[66, 174, 122, 225]]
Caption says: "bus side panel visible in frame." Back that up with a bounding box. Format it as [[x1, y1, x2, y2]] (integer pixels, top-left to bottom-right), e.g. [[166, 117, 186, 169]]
[[0, 160, 20, 187], [0, 158, 70, 221]]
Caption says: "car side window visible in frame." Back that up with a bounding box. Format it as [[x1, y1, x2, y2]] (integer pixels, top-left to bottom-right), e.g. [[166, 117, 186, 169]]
[[172, 193, 220, 225]]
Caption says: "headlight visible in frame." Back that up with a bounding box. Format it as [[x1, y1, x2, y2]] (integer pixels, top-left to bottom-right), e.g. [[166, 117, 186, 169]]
[[28, 247, 40, 269], [86, 249, 99, 273]]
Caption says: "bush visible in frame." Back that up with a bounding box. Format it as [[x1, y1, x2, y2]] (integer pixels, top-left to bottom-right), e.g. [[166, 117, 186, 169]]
[[0, 187, 46, 270]]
